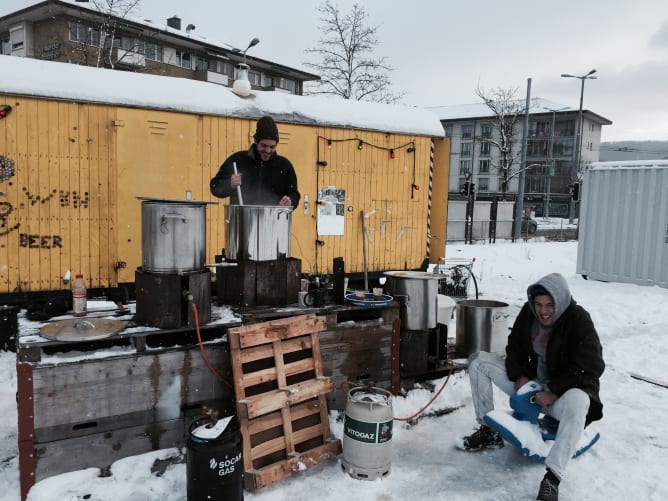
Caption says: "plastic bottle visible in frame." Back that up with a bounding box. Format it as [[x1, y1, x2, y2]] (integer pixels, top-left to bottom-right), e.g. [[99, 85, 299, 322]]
[[72, 274, 87, 317]]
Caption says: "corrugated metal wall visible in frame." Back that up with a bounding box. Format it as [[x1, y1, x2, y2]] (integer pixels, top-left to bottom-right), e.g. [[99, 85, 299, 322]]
[[0, 94, 447, 293], [576, 162, 668, 288]]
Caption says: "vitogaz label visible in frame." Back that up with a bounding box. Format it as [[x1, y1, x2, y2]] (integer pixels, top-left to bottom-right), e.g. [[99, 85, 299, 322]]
[[344, 415, 393, 444]]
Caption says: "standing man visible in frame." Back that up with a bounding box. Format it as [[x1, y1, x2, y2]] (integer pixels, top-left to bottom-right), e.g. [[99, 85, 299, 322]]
[[210, 116, 300, 208], [457, 273, 604, 501]]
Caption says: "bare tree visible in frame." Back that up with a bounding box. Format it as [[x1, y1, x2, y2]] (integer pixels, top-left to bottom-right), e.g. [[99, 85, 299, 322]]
[[70, 0, 143, 69], [304, 1, 404, 104], [475, 86, 527, 199]]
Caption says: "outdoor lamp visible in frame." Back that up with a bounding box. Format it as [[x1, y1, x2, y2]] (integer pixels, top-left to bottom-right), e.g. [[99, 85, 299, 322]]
[[232, 37, 260, 97]]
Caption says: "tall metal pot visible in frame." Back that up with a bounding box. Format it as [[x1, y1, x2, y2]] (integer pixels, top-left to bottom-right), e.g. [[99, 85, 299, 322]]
[[141, 199, 211, 273], [383, 271, 442, 330], [225, 205, 293, 261]]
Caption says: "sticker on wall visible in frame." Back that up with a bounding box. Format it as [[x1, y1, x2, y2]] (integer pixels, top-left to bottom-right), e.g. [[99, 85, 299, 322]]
[[317, 187, 345, 236]]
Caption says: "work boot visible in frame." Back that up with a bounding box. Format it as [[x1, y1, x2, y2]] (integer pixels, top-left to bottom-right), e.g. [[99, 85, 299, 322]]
[[457, 425, 504, 451], [537, 469, 560, 501]]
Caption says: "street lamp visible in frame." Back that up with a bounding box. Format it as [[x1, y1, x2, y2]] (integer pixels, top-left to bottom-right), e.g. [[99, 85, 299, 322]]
[[232, 37, 260, 97], [561, 69, 596, 222], [542, 106, 568, 219]]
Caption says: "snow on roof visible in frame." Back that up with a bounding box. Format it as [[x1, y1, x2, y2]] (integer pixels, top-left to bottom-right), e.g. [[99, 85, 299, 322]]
[[0, 56, 444, 137], [590, 159, 668, 170], [428, 97, 577, 120]]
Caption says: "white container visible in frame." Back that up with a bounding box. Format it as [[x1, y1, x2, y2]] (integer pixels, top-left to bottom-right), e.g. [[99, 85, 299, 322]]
[[577, 160, 668, 288]]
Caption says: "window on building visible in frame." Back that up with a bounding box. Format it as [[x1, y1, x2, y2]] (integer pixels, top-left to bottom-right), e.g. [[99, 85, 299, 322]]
[[104, 36, 121, 49], [221, 61, 233, 76], [552, 138, 575, 157], [209, 60, 233, 76], [143, 42, 162, 62], [176, 50, 191, 69], [480, 141, 491, 156], [459, 160, 471, 174], [459, 177, 467, 191], [462, 124, 473, 139], [527, 139, 548, 156], [248, 71, 261, 85], [277, 77, 296, 93], [1, 37, 10, 55], [69, 22, 99, 46], [195, 57, 208, 70], [444, 125, 453, 138], [479, 159, 490, 173], [530, 120, 550, 138], [10, 27, 24, 51], [461, 142, 472, 156], [480, 124, 492, 138], [554, 119, 574, 137], [478, 177, 489, 191]]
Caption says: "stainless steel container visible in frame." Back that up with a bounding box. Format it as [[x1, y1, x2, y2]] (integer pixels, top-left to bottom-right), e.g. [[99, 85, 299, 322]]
[[384, 271, 442, 330], [455, 299, 510, 356], [225, 205, 293, 261], [141, 199, 209, 273]]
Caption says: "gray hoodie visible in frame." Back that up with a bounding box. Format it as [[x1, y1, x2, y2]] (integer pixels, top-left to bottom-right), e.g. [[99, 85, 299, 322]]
[[527, 272, 572, 327]]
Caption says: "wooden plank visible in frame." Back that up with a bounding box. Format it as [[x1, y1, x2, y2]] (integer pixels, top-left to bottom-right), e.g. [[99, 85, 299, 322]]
[[241, 356, 315, 389], [251, 420, 325, 460], [34, 416, 186, 483], [239, 336, 313, 364], [30, 344, 232, 430], [245, 440, 341, 491], [237, 378, 333, 420], [231, 314, 327, 348], [229, 313, 341, 490], [246, 399, 323, 436]]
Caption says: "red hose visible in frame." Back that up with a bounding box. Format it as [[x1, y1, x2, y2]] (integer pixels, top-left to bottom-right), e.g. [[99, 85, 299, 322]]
[[192, 302, 233, 389], [393, 359, 455, 422]]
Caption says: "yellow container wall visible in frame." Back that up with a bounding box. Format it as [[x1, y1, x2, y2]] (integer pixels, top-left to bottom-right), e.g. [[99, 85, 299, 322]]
[[0, 93, 447, 292], [0, 95, 116, 293]]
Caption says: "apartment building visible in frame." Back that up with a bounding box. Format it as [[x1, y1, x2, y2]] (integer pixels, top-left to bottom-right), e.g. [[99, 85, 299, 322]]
[[0, 0, 319, 95], [430, 98, 611, 217]]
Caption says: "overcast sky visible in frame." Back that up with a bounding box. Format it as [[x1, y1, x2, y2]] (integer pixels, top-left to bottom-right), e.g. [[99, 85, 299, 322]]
[[2, 0, 668, 142]]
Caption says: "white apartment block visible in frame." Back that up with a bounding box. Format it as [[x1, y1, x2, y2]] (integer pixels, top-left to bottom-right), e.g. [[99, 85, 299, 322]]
[[430, 98, 611, 217]]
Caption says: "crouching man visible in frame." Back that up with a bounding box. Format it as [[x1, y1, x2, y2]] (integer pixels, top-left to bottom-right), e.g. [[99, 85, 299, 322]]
[[458, 273, 605, 501]]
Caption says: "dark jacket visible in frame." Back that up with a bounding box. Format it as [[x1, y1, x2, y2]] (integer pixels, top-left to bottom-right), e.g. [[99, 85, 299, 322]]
[[210, 145, 300, 208], [505, 300, 605, 425]]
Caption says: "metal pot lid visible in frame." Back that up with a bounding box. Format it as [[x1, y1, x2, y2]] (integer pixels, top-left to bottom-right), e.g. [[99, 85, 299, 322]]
[[384, 270, 443, 280], [40, 318, 126, 342], [137, 196, 218, 205]]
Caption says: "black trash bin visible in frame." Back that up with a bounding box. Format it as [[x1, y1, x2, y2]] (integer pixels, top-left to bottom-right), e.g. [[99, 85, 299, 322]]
[[187, 414, 243, 501]]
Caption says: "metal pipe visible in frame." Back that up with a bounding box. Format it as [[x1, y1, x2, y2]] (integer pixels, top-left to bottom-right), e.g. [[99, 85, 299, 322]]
[[233, 161, 243, 205]]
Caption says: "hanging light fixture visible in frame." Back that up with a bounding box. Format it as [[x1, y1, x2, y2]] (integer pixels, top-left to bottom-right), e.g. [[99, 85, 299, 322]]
[[232, 37, 260, 97]]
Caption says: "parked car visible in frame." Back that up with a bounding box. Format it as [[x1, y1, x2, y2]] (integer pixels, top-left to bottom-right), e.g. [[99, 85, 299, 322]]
[[521, 215, 538, 234]]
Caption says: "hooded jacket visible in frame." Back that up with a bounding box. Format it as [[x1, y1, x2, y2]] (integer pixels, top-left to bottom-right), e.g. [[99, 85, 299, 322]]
[[505, 273, 605, 424], [210, 145, 300, 208]]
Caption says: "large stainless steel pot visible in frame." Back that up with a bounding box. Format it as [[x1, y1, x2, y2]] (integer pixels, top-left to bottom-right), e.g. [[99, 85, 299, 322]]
[[384, 271, 442, 330], [140, 198, 211, 273], [455, 300, 510, 356], [225, 205, 293, 261]]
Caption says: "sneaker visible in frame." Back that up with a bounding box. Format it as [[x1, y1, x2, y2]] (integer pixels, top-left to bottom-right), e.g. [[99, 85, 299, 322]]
[[536, 470, 559, 501], [457, 425, 504, 451]]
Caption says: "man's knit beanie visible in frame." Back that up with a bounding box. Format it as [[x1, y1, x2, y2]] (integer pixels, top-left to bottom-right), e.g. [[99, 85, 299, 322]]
[[253, 116, 279, 143]]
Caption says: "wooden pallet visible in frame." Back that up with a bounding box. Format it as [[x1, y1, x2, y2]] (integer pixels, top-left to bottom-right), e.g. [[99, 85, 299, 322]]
[[228, 313, 341, 491]]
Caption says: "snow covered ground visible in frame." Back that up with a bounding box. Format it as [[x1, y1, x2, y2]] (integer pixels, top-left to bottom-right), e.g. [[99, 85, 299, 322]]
[[1, 239, 667, 500]]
